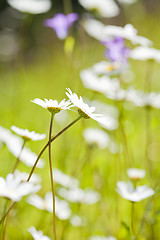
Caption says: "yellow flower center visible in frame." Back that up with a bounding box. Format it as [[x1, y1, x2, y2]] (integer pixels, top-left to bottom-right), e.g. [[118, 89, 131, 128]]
[[47, 107, 62, 114], [78, 108, 90, 119]]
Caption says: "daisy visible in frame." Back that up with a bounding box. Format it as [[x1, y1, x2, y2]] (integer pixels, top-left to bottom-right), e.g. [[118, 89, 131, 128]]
[[130, 46, 160, 62], [11, 126, 46, 141], [27, 192, 71, 220], [92, 61, 127, 76], [57, 187, 100, 204], [31, 98, 72, 114], [44, 13, 78, 39], [84, 19, 152, 46], [0, 174, 41, 202], [7, 0, 51, 14], [28, 226, 51, 240], [83, 128, 110, 149], [116, 181, 155, 202], [65, 88, 113, 128], [127, 168, 146, 181], [53, 168, 79, 189], [14, 170, 41, 185], [79, 0, 119, 18]]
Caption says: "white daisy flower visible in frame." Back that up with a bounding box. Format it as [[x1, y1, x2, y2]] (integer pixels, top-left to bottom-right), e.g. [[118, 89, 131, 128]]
[[83, 128, 110, 149], [127, 168, 146, 181], [7, 140, 44, 168], [28, 226, 51, 240], [57, 187, 100, 204], [53, 168, 79, 189], [84, 19, 152, 46], [116, 181, 155, 202], [118, 0, 137, 4], [92, 61, 128, 76], [130, 46, 160, 62], [27, 192, 71, 220], [14, 170, 41, 185], [89, 236, 117, 240], [0, 174, 41, 202], [31, 98, 72, 114], [7, 0, 51, 14], [66, 88, 113, 128], [11, 126, 46, 141], [79, 0, 119, 18], [0, 126, 44, 168]]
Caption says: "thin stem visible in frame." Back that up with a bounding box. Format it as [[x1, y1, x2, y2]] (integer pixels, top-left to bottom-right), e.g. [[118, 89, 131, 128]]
[[12, 140, 26, 173], [63, 0, 73, 14], [131, 202, 136, 239], [48, 113, 56, 240], [0, 115, 82, 224]]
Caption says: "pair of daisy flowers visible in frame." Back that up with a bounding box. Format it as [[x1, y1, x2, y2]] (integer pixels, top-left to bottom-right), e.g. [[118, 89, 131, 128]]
[[31, 88, 108, 126]]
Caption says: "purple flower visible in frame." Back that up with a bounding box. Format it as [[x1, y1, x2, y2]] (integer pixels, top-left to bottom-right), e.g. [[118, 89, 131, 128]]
[[44, 13, 78, 39], [101, 37, 130, 64]]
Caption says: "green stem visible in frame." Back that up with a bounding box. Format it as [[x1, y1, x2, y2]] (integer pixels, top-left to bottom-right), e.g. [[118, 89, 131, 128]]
[[48, 113, 56, 240], [12, 140, 26, 173], [0, 115, 82, 224], [131, 202, 136, 239]]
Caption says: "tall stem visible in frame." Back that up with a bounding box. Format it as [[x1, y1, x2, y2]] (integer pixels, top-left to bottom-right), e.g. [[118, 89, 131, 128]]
[[48, 113, 56, 240], [0, 115, 82, 224], [131, 202, 136, 239], [12, 140, 26, 173]]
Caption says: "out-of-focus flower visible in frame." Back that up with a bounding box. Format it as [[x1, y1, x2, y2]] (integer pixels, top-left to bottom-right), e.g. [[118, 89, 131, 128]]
[[92, 61, 127, 76], [83, 128, 110, 149], [8, 0, 51, 14], [118, 0, 137, 4], [89, 236, 117, 240], [28, 226, 51, 240], [79, 0, 119, 18], [101, 37, 130, 64], [116, 181, 155, 202], [66, 88, 114, 128], [44, 13, 78, 39], [11, 126, 46, 141], [57, 187, 100, 204], [69, 214, 87, 227], [130, 46, 160, 62], [14, 170, 41, 184], [0, 174, 41, 202], [84, 19, 152, 46], [27, 192, 71, 220], [31, 98, 72, 114], [53, 168, 79, 189], [0, 126, 44, 168], [127, 168, 145, 181]]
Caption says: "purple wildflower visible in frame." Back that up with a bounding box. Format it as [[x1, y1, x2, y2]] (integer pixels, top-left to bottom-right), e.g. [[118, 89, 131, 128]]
[[44, 13, 78, 39], [101, 37, 130, 64]]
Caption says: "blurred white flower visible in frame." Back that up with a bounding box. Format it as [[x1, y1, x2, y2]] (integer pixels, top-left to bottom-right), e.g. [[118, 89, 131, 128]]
[[66, 88, 113, 128], [31, 98, 72, 114], [116, 181, 155, 202], [92, 61, 127, 76], [127, 168, 146, 181], [28, 226, 50, 240], [83, 128, 110, 149], [0, 174, 41, 202], [14, 170, 41, 184], [80, 68, 125, 101], [57, 187, 100, 204], [0, 126, 44, 168], [8, 0, 51, 14], [70, 214, 87, 227], [53, 168, 79, 189], [130, 46, 160, 62], [79, 0, 119, 18], [84, 19, 152, 46], [11, 126, 46, 141], [89, 236, 117, 240], [118, 0, 137, 4], [27, 192, 71, 220]]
